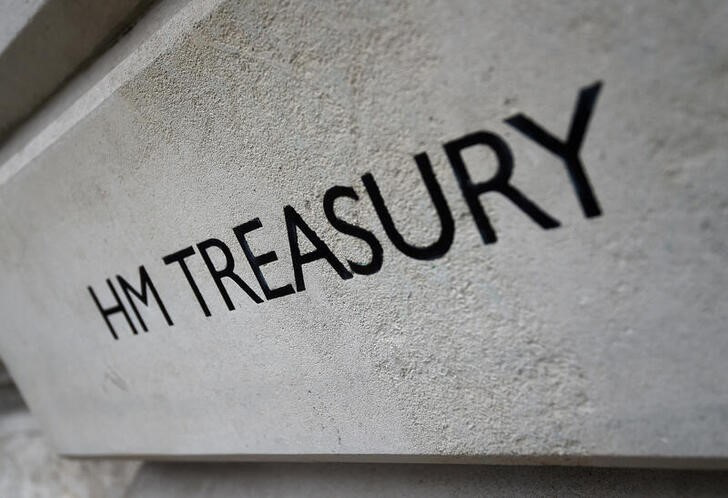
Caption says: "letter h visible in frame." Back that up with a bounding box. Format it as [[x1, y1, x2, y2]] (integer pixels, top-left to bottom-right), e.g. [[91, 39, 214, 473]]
[[88, 280, 137, 340]]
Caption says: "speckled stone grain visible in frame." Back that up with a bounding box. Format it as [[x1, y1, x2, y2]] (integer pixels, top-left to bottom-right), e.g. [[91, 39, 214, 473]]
[[0, 0, 726, 463]]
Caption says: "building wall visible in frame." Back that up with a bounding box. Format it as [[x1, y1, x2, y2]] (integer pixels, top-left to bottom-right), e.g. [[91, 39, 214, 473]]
[[1, 0, 727, 495]]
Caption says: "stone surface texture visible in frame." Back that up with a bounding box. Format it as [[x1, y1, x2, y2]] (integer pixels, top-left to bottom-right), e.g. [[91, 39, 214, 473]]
[[0, 0, 726, 464], [0, 0, 152, 142], [0, 361, 139, 497], [3, 361, 727, 498]]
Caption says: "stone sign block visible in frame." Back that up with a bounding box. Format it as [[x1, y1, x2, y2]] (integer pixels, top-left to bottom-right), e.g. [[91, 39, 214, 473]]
[[0, 0, 726, 463]]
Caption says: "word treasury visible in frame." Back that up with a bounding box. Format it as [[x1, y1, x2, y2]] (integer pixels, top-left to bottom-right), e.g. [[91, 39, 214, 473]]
[[89, 82, 603, 340]]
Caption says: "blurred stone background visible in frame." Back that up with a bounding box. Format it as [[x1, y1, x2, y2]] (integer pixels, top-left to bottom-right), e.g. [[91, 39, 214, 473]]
[[3, 355, 728, 498], [0, 360, 139, 497]]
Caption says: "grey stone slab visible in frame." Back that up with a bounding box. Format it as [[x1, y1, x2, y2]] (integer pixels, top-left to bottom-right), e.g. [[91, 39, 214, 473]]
[[0, 0, 726, 463], [0, 372, 139, 498], [0, 0, 152, 142]]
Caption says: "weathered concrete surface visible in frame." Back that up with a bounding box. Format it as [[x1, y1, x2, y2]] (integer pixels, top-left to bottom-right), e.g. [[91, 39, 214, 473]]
[[0, 0, 727, 463], [0, 361, 139, 498], [0, 0, 153, 143], [127, 462, 728, 498], [5, 364, 727, 498]]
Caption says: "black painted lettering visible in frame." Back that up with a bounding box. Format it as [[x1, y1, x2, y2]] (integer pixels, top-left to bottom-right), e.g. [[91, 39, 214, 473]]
[[116, 265, 173, 332], [284, 205, 353, 291], [323, 186, 384, 275], [197, 238, 263, 310], [162, 246, 211, 317], [93, 81, 607, 342], [233, 219, 295, 300], [88, 280, 137, 340], [362, 153, 454, 260], [505, 81, 603, 217], [444, 131, 560, 244]]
